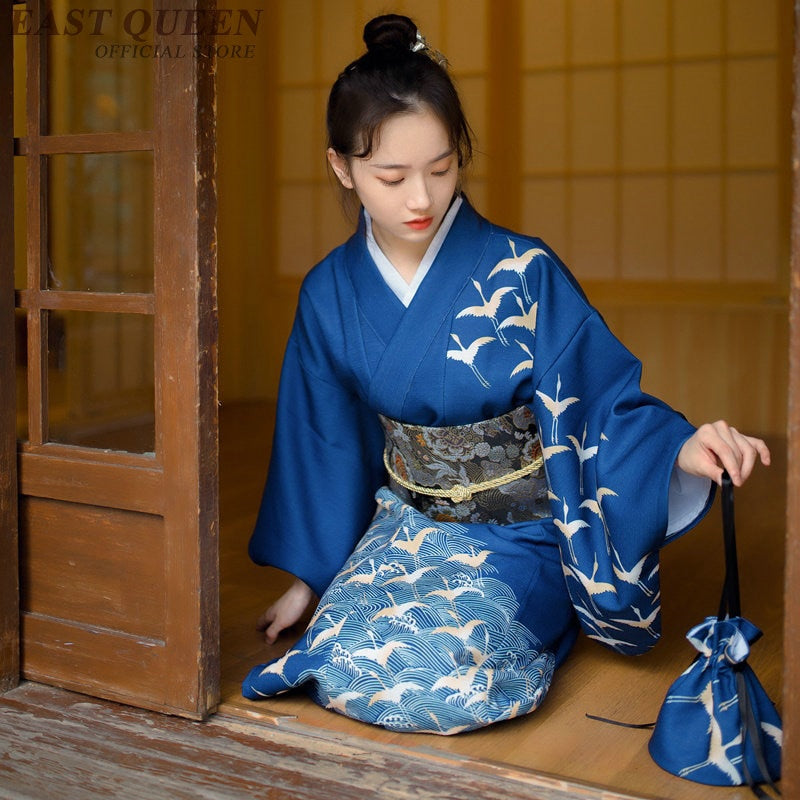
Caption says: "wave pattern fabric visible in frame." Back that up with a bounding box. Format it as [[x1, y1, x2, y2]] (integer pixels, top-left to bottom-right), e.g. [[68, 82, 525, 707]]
[[243, 489, 566, 733]]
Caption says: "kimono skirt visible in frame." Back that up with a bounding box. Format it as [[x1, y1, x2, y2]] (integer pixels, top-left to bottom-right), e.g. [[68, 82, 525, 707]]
[[242, 406, 579, 734]]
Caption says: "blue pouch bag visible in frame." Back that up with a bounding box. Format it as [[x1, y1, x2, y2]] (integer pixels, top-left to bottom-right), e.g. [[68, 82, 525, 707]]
[[648, 472, 782, 795]]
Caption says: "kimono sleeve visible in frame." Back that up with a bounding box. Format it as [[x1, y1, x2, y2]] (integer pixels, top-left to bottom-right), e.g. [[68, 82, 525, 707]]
[[248, 295, 386, 599], [531, 263, 713, 654]]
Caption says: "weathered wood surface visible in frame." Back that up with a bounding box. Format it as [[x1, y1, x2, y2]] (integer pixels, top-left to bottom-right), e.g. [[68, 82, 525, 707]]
[[219, 401, 784, 800], [783, 5, 800, 797], [0, 682, 645, 800], [0, 0, 20, 693]]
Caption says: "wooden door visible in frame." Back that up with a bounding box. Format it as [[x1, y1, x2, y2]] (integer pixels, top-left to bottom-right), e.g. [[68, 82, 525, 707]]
[[0, 0, 219, 719]]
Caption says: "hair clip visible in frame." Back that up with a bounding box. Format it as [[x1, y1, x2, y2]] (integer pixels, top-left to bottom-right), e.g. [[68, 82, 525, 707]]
[[411, 31, 427, 52], [411, 29, 448, 67]]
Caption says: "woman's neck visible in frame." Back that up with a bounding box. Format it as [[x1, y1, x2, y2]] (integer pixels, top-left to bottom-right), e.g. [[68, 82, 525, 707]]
[[371, 228, 432, 284]]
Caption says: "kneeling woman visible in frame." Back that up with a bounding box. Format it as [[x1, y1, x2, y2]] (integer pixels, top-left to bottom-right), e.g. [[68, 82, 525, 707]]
[[242, 14, 770, 734]]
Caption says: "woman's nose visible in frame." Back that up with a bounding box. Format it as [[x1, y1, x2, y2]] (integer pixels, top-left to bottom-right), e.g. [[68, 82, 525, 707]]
[[406, 176, 432, 211]]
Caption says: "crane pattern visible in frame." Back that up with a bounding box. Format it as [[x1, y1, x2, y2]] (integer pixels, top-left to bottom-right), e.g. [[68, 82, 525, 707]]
[[243, 490, 555, 734], [649, 616, 783, 786], [446, 236, 668, 654]]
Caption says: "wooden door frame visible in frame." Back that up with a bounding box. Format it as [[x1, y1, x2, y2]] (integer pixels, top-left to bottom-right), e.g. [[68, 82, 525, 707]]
[[0, 1, 20, 695], [153, 10, 219, 714], [782, 4, 800, 795]]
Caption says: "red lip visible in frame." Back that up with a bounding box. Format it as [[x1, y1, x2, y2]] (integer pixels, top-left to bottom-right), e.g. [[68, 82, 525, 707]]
[[404, 217, 433, 231]]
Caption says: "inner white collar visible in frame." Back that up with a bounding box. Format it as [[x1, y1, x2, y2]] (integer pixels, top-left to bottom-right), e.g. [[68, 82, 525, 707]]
[[365, 195, 463, 307]]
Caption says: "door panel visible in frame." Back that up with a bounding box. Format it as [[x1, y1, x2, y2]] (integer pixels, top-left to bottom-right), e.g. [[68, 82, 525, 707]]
[[5, 0, 218, 718]]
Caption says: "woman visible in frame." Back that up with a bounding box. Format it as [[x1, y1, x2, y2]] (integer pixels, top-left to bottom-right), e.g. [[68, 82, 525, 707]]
[[242, 14, 769, 734]]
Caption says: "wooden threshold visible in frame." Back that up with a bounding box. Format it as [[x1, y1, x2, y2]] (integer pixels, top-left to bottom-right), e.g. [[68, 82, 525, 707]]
[[0, 681, 643, 800]]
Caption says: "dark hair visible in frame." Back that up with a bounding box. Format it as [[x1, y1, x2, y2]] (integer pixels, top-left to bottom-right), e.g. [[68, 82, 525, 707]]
[[326, 14, 473, 168]]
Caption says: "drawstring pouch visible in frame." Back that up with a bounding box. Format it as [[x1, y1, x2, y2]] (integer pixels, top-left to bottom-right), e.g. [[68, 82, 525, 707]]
[[648, 472, 782, 795]]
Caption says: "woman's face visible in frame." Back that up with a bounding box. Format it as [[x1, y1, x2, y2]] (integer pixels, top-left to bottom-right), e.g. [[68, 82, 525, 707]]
[[328, 107, 459, 267]]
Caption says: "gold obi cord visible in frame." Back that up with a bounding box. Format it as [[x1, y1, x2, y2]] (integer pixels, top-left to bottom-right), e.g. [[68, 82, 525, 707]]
[[379, 405, 552, 524]]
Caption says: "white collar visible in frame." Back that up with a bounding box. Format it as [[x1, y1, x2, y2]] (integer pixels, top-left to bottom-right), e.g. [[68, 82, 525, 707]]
[[364, 195, 463, 307]]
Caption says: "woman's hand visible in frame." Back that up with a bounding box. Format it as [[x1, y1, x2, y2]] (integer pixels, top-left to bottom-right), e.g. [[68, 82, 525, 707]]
[[256, 578, 316, 644], [677, 420, 771, 486]]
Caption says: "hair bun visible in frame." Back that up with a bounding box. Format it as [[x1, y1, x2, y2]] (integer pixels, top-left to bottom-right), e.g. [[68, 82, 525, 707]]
[[363, 14, 417, 54]]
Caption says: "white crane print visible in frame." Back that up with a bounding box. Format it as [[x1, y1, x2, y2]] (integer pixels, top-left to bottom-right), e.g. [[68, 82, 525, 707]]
[[367, 678, 424, 707], [352, 638, 411, 667], [553, 497, 590, 564], [446, 548, 493, 569], [390, 525, 439, 557], [370, 592, 425, 621], [308, 614, 348, 651], [610, 547, 655, 597], [535, 374, 579, 444], [670, 683, 744, 784], [256, 648, 302, 680], [456, 279, 515, 346], [611, 605, 659, 636], [566, 422, 599, 496], [432, 619, 487, 642], [325, 690, 364, 713], [487, 237, 547, 304], [579, 486, 618, 554], [446, 333, 495, 388], [498, 295, 538, 337], [510, 340, 534, 377], [563, 556, 617, 615]]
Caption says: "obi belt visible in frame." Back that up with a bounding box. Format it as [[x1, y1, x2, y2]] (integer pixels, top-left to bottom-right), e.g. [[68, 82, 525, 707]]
[[380, 404, 552, 524]]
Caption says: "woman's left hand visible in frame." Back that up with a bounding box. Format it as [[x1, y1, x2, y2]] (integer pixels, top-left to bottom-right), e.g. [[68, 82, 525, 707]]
[[677, 420, 771, 486]]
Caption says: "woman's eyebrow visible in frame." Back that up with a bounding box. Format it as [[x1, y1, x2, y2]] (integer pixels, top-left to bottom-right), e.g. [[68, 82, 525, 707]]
[[370, 148, 454, 170]]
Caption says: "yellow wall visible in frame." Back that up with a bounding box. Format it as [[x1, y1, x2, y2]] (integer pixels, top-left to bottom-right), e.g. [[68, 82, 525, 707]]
[[217, 0, 791, 436]]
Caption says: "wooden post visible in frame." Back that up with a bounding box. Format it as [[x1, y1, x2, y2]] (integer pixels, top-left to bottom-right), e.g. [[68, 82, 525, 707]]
[[486, 0, 522, 231], [153, 0, 220, 715], [0, 1, 20, 692], [783, 2, 800, 794]]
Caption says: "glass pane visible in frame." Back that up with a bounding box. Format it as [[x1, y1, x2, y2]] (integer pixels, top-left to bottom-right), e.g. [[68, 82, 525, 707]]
[[47, 310, 155, 454], [14, 156, 26, 290], [15, 310, 28, 442], [46, 1, 153, 134], [47, 151, 154, 292]]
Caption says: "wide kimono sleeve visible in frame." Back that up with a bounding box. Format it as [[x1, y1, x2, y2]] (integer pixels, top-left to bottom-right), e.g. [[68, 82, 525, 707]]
[[248, 284, 386, 598], [528, 246, 714, 654]]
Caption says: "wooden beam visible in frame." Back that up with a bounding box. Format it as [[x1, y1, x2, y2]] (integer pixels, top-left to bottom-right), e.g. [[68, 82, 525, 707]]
[[15, 131, 153, 155], [15, 289, 155, 315]]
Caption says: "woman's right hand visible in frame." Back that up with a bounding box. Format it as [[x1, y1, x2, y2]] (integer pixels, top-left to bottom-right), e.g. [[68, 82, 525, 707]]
[[256, 577, 316, 644]]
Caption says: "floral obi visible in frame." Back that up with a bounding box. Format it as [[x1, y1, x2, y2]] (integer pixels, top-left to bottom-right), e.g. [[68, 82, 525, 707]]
[[379, 405, 552, 524]]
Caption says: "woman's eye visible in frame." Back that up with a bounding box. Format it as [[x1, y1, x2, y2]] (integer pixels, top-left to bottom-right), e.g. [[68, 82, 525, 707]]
[[380, 178, 403, 186], [432, 165, 453, 177]]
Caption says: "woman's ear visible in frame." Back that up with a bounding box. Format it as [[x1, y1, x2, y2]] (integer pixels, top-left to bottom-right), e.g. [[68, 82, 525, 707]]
[[327, 148, 354, 189]]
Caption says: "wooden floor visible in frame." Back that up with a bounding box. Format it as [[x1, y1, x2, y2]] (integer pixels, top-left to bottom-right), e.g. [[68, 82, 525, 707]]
[[0, 400, 784, 799], [218, 401, 785, 800]]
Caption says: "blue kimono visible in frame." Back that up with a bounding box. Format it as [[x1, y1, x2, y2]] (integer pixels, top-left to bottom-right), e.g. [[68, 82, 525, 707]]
[[244, 197, 713, 734]]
